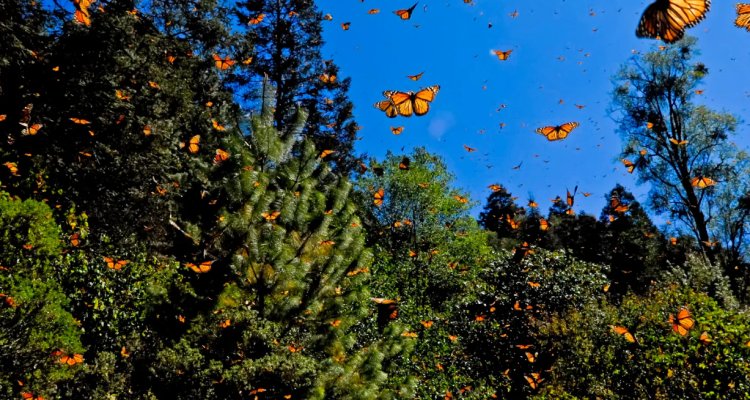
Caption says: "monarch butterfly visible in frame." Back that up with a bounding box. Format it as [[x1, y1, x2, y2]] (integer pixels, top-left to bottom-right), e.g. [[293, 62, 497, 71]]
[[248, 13, 265, 24], [566, 186, 577, 207], [506, 215, 519, 230], [488, 184, 502, 192], [536, 122, 579, 141], [669, 137, 688, 146], [610, 325, 636, 343], [621, 159, 635, 173], [214, 149, 229, 164], [525, 351, 537, 363], [610, 195, 629, 214], [736, 3, 750, 30], [398, 157, 410, 170], [539, 218, 549, 231], [670, 236, 678, 245], [115, 89, 131, 101], [143, 125, 152, 136], [374, 99, 399, 118], [454, 195, 468, 204], [103, 257, 129, 270], [319, 240, 335, 246], [527, 281, 540, 288], [463, 144, 476, 152], [582, 192, 592, 197], [699, 331, 712, 344], [394, 2, 418, 20], [341, 22, 351, 30], [22, 123, 42, 136], [261, 211, 281, 221], [180, 135, 200, 153], [219, 319, 231, 328], [186, 260, 213, 273], [669, 307, 695, 336], [382, 85, 440, 117], [212, 54, 235, 70], [212, 119, 226, 131], [701, 239, 718, 248], [54, 351, 84, 365], [4, 162, 18, 176], [319, 149, 335, 158], [691, 176, 716, 188], [373, 188, 385, 206], [524, 372, 544, 390], [323, 13, 333, 21], [528, 200, 538, 208], [636, 0, 710, 43], [492, 49, 512, 61], [69, 117, 90, 124], [407, 71, 424, 81], [319, 73, 337, 84], [390, 126, 404, 135], [21, 392, 44, 400], [70, 233, 81, 247]]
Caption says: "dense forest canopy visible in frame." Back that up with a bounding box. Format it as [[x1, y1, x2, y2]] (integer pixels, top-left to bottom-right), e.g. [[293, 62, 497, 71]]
[[2, 0, 750, 399]]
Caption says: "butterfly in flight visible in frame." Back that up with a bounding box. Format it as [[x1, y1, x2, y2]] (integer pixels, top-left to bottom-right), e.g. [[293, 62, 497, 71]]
[[377, 85, 440, 117], [394, 2, 418, 20], [610, 325, 636, 343], [536, 122, 579, 141], [492, 49, 512, 61], [212, 54, 235, 70], [669, 307, 695, 336], [636, 0, 710, 43], [737, 3, 750, 31], [691, 176, 716, 188], [407, 71, 424, 81]]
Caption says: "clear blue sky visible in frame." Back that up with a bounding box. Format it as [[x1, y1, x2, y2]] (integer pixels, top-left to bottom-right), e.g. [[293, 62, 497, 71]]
[[317, 0, 750, 219]]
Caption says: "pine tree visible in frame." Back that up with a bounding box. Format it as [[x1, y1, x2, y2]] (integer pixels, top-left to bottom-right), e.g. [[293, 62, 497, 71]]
[[146, 83, 402, 399], [233, 0, 361, 174]]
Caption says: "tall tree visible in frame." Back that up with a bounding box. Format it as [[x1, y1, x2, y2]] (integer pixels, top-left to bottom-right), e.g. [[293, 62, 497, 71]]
[[611, 37, 747, 261], [233, 0, 361, 174]]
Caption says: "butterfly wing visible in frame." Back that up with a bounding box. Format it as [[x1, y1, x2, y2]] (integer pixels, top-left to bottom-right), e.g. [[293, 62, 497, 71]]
[[636, 0, 709, 43], [738, 3, 750, 30], [677, 308, 695, 330], [412, 85, 439, 116], [374, 99, 398, 118]]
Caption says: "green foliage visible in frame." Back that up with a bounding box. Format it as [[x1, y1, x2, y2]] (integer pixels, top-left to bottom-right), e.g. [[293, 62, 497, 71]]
[[540, 284, 750, 399]]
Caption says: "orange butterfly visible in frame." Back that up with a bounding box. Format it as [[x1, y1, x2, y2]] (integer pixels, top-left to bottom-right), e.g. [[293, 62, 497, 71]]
[[539, 218, 549, 231], [421, 320, 434, 328], [399, 157, 410, 170], [54, 350, 84, 365], [371, 297, 399, 320], [394, 2, 418, 20], [4, 162, 18, 176], [212, 119, 226, 131], [536, 122, 579, 141], [319, 149, 335, 158], [186, 260, 213, 273], [214, 149, 229, 163], [610, 325, 636, 343], [261, 211, 281, 221], [373, 188, 385, 206], [21, 392, 44, 400], [69, 117, 90, 124], [737, 3, 750, 31], [636, 0, 709, 43], [103, 256, 129, 270], [524, 372, 544, 390], [691, 176, 716, 188], [374, 99, 398, 118], [143, 125, 152, 136], [323, 13, 333, 21], [454, 195, 468, 204], [407, 71, 424, 81], [319, 73, 337, 84], [699, 331, 712, 345], [213, 54, 235, 70], [22, 123, 43, 136], [669, 137, 688, 146], [70, 233, 81, 247], [180, 135, 200, 154], [669, 307, 695, 336], [463, 144, 476, 152], [488, 184, 502, 192], [341, 22, 351, 30], [248, 13, 265, 25], [670, 237, 678, 245], [390, 126, 404, 135], [528, 200, 538, 208], [382, 85, 440, 117], [621, 159, 635, 173], [492, 49, 512, 61]]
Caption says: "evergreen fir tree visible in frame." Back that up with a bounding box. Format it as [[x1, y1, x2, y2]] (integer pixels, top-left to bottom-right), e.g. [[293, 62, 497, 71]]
[[233, 0, 361, 174]]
